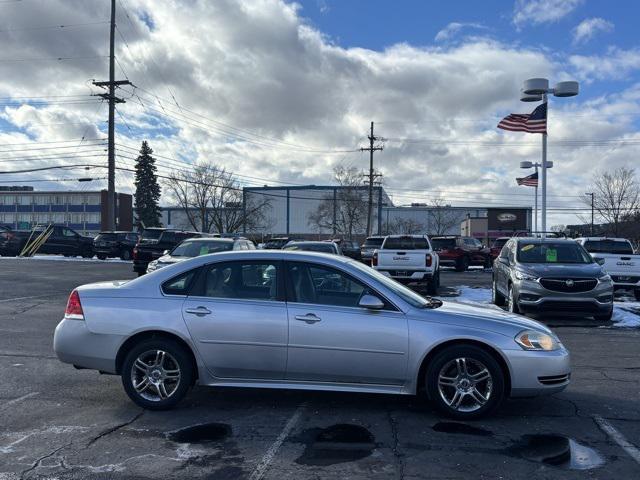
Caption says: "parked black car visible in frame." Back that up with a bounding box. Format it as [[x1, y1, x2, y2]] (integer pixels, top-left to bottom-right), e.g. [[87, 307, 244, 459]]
[[94, 231, 140, 260], [360, 236, 385, 264], [331, 239, 361, 260], [264, 237, 297, 249], [0, 225, 94, 257], [133, 229, 205, 276]]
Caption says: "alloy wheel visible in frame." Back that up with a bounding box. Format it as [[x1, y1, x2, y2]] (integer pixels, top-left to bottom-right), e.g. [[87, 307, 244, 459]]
[[437, 357, 493, 413], [130, 349, 181, 402]]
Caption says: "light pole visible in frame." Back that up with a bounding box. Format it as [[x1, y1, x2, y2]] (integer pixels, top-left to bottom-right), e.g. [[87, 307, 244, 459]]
[[585, 192, 595, 235], [520, 78, 579, 237], [520, 160, 553, 235]]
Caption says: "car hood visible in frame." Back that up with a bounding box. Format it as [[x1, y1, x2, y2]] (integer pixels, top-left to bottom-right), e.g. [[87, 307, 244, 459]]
[[424, 300, 553, 336], [518, 262, 603, 278], [156, 255, 188, 264]]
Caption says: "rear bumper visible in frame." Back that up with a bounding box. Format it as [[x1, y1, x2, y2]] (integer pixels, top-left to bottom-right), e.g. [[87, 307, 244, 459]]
[[507, 346, 571, 397], [53, 318, 123, 373], [375, 268, 434, 284]]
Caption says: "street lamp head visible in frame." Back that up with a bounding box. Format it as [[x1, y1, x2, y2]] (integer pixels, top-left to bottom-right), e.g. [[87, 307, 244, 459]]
[[520, 91, 543, 102], [522, 78, 549, 95], [520, 161, 534, 168], [553, 81, 579, 97]]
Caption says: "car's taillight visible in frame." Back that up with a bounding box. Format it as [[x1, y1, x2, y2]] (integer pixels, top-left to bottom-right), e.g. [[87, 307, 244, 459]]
[[372, 252, 378, 267], [65, 290, 84, 320], [426, 254, 432, 267], [132, 247, 138, 259]]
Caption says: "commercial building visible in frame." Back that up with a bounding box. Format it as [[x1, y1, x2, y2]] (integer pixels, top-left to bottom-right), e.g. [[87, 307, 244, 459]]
[[461, 207, 533, 243], [0, 186, 133, 234]]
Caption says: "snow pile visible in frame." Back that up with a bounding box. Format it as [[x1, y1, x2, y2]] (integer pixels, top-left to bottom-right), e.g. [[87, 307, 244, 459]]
[[452, 285, 640, 328], [0, 255, 130, 263]]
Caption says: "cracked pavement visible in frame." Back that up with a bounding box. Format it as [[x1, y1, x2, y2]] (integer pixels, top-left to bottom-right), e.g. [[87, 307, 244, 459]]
[[0, 259, 639, 479]]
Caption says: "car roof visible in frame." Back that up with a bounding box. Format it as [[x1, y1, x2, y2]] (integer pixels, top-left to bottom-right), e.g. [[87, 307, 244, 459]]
[[180, 237, 234, 243], [385, 234, 426, 238], [578, 237, 630, 242], [514, 237, 578, 244]]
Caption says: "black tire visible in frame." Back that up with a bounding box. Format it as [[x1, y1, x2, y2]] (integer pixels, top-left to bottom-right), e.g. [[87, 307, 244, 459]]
[[594, 309, 613, 322], [455, 256, 469, 272], [81, 247, 93, 259], [492, 278, 505, 307], [425, 344, 505, 420], [427, 271, 439, 295], [484, 256, 492, 269], [97, 254, 107, 260], [507, 284, 520, 314], [120, 249, 132, 261], [121, 338, 194, 410]]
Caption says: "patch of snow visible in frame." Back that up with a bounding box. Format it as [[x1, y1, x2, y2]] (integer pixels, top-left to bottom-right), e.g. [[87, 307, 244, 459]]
[[612, 302, 640, 328], [0, 255, 129, 263], [450, 286, 503, 311]]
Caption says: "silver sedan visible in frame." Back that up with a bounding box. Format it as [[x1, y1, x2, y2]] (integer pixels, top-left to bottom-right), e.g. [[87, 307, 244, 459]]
[[54, 251, 570, 419]]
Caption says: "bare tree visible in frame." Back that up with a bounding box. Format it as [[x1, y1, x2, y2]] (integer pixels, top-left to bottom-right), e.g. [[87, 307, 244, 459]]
[[166, 163, 271, 233], [382, 217, 426, 235], [428, 198, 462, 235], [308, 166, 368, 239], [585, 167, 640, 236]]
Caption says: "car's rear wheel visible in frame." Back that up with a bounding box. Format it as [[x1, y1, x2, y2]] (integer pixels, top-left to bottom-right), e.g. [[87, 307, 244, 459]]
[[426, 345, 505, 420], [81, 247, 93, 258], [492, 279, 505, 306], [120, 249, 132, 261], [427, 270, 439, 295], [507, 284, 520, 313], [121, 339, 194, 410], [455, 256, 469, 272], [97, 254, 107, 260]]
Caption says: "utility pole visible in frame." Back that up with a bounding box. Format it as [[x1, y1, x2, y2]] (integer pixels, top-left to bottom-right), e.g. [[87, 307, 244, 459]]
[[586, 192, 595, 235], [92, 0, 131, 230], [360, 121, 383, 236]]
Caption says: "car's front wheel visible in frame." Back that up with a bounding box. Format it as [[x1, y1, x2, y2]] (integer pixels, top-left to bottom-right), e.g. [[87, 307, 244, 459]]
[[492, 279, 505, 306], [455, 256, 469, 272], [507, 284, 520, 314], [426, 345, 505, 420], [594, 309, 613, 322], [121, 338, 194, 410]]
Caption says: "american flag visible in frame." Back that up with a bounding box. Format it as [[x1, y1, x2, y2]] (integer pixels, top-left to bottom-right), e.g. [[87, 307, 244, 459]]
[[516, 171, 539, 187], [497, 102, 547, 134]]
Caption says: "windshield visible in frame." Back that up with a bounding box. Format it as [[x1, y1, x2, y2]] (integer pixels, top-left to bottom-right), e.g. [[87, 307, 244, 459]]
[[363, 237, 384, 248], [95, 233, 117, 241], [517, 242, 593, 264], [383, 236, 429, 250], [583, 240, 634, 255], [141, 229, 163, 240], [170, 240, 233, 257], [492, 238, 508, 248], [349, 260, 434, 309], [284, 243, 335, 253], [431, 238, 456, 250]]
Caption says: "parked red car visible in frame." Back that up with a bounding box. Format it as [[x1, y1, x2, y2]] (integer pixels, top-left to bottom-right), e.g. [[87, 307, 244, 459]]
[[431, 236, 491, 271], [489, 237, 511, 260]]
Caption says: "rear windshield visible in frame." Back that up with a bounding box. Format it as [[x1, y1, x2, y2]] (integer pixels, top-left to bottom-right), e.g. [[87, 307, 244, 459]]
[[492, 238, 509, 248], [583, 240, 634, 255], [95, 233, 117, 241], [171, 240, 234, 257], [383, 236, 430, 250], [284, 243, 335, 253], [141, 229, 163, 240], [363, 237, 384, 247], [517, 242, 593, 264], [431, 238, 456, 250]]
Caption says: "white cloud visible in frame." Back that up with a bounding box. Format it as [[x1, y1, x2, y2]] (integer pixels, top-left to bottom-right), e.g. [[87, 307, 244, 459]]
[[0, 0, 637, 228], [572, 17, 614, 45], [570, 48, 640, 82], [513, 0, 583, 28], [435, 22, 487, 42]]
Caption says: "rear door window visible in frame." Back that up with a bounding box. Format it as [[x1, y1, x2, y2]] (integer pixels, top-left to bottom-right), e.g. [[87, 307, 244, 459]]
[[198, 261, 279, 301], [162, 269, 199, 295]]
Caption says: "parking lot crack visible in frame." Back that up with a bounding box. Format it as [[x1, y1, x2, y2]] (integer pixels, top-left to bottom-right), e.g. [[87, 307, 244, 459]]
[[85, 410, 144, 448], [19, 441, 72, 479], [387, 409, 405, 480]]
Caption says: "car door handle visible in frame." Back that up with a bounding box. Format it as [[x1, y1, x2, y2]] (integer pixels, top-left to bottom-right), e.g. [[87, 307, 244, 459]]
[[295, 314, 321, 324], [185, 306, 212, 316]]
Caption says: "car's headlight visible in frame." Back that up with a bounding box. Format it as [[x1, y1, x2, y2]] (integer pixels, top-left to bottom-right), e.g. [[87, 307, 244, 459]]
[[515, 330, 559, 351], [598, 273, 612, 282], [514, 269, 538, 281], [147, 260, 157, 271]]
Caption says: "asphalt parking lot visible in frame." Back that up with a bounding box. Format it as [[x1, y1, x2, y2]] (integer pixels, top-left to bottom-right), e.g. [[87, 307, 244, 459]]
[[1, 258, 639, 479]]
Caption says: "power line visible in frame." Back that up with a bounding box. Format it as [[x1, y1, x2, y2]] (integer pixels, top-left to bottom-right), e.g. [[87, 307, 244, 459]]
[[0, 21, 109, 33], [0, 55, 108, 62]]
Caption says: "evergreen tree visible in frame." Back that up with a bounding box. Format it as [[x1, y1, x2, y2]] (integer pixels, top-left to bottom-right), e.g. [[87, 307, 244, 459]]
[[133, 141, 162, 229]]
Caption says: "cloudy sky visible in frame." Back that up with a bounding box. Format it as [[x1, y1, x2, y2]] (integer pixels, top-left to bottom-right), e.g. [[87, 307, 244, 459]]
[[1, 0, 639, 226]]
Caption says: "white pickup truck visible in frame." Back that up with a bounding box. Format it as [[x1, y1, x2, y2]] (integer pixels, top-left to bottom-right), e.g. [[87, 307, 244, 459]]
[[575, 237, 640, 300], [372, 234, 440, 294]]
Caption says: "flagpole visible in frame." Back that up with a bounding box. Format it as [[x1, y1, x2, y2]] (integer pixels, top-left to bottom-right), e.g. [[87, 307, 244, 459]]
[[541, 93, 548, 238], [534, 164, 538, 234]]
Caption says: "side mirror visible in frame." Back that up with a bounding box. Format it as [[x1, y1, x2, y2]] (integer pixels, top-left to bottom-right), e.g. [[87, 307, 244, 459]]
[[594, 257, 605, 266], [359, 294, 385, 310], [499, 256, 510, 265], [163, 249, 170, 255]]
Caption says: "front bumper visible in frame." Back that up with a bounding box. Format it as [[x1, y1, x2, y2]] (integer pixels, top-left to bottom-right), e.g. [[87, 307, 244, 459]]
[[514, 278, 613, 315], [53, 318, 124, 373], [507, 345, 571, 397]]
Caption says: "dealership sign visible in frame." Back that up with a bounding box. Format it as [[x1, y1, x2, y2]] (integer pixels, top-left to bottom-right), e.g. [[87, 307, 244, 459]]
[[487, 208, 529, 231], [497, 213, 517, 223]]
